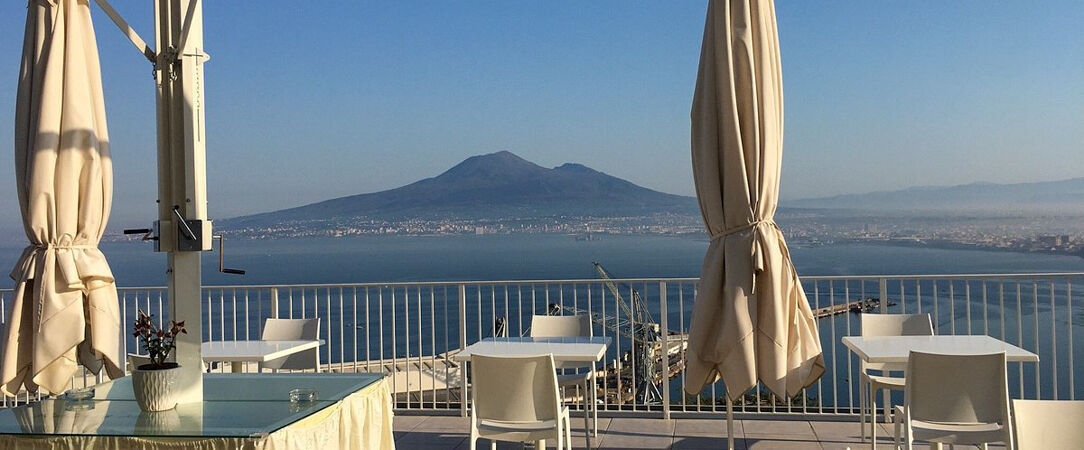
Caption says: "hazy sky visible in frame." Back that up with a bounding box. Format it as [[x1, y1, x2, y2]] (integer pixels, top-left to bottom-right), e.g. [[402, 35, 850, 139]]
[[0, 1, 1081, 232]]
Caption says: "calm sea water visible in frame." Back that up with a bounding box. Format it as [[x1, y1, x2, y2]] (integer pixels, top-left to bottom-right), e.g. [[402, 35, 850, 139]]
[[3, 234, 1083, 288]]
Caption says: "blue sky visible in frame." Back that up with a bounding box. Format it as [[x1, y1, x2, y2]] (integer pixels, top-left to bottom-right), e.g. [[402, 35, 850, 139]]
[[0, 1, 1081, 232]]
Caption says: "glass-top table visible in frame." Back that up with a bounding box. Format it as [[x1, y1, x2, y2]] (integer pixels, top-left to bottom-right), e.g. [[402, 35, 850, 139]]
[[0, 373, 385, 438]]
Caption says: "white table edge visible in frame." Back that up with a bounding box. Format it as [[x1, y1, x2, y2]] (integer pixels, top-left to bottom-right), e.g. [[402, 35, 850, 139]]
[[200, 340, 323, 363], [840, 336, 1039, 363]]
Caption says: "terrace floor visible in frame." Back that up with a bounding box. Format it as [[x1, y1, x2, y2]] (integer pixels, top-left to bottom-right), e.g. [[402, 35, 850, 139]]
[[393, 414, 1003, 449]]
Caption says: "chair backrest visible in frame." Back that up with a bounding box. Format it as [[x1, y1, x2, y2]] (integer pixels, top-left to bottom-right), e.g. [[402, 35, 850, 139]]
[[1012, 400, 1084, 450], [905, 351, 1011, 441], [861, 313, 934, 372], [529, 314, 592, 338], [861, 313, 934, 337], [471, 354, 560, 424], [260, 318, 320, 371]]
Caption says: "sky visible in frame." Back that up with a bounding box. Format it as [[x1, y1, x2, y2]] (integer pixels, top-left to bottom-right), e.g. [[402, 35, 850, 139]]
[[0, 1, 1081, 233]]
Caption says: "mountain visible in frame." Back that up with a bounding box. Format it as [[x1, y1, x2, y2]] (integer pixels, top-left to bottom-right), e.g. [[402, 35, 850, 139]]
[[783, 178, 1084, 215], [223, 151, 698, 228]]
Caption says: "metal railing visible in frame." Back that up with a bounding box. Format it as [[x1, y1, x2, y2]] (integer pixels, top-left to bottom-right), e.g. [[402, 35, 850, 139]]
[[1, 272, 1081, 417]]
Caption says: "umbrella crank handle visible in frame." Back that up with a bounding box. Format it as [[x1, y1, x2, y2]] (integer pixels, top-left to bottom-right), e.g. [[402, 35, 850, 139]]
[[213, 235, 246, 275], [123, 227, 158, 241]]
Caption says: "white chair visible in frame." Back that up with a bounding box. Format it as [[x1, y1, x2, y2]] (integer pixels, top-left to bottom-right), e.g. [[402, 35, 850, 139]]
[[469, 354, 572, 450], [859, 313, 934, 444], [530, 314, 597, 437], [1011, 400, 1084, 450], [893, 351, 1013, 450], [258, 318, 321, 373]]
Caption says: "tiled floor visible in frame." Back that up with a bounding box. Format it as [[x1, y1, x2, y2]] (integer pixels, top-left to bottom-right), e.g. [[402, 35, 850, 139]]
[[393, 414, 1003, 449]]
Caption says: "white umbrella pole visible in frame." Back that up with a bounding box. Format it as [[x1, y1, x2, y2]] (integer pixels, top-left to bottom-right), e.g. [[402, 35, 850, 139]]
[[154, 0, 210, 405]]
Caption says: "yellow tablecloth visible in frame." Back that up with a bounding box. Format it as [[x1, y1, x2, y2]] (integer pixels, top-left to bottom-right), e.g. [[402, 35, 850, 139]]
[[0, 377, 395, 450]]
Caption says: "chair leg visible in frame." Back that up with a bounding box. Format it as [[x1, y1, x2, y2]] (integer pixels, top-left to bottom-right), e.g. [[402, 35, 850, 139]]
[[871, 384, 878, 447], [566, 416, 573, 450], [582, 379, 591, 439], [470, 433, 477, 450], [882, 388, 891, 424], [490, 440, 497, 450], [859, 376, 867, 442]]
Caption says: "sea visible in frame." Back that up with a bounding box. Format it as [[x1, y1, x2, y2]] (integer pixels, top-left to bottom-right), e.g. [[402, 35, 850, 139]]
[[1, 234, 1082, 407]]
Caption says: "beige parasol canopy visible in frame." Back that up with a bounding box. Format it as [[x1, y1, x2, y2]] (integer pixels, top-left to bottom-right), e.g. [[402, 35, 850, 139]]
[[685, 0, 824, 400], [2, 0, 123, 396]]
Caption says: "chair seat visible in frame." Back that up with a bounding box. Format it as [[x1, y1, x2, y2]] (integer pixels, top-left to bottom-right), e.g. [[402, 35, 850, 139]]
[[557, 371, 592, 387], [864, 373, 906, 389], [893, 406, 1008, 445], [476, 406, 570, 442]]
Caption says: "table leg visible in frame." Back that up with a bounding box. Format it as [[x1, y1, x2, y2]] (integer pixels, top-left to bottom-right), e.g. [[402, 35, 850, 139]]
[[461, 360, 469, 418], [231, 361, 243, 373], [726, 396, 734, 450]]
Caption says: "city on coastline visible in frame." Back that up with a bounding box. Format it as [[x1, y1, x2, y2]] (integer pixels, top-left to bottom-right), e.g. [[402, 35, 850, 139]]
[[156, 210, 1084, 259]]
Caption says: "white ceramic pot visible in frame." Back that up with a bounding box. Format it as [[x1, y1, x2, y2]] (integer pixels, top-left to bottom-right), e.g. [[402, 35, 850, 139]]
[[132, 363, 180, 412]]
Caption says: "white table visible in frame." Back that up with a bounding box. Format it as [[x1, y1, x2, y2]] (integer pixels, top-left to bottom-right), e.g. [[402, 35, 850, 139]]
[[842, 335, 1038, 449], [841, 335, 1039, 364], [202, 340, 324, 373], [455, 336, 611, 448]]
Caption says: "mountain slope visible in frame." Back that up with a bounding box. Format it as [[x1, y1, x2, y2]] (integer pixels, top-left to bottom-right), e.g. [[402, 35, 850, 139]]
[[224, 151, 697, 227], [784, 178, 1084, 214]]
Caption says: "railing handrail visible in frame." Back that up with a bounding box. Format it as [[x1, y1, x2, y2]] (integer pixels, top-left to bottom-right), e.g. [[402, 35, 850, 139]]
[[1, 271, 1075, 292]]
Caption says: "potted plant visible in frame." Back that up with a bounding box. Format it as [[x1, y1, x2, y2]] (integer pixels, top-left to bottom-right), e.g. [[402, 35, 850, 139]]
[[131, 309, 186, 412]]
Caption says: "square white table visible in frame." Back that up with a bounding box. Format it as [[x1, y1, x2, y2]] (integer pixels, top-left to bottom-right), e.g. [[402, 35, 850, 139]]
[[841, 335, 1038, 449], [201, 340, 324, 373], [841, 335, 1039, 364], [454, 336, 611, 448]]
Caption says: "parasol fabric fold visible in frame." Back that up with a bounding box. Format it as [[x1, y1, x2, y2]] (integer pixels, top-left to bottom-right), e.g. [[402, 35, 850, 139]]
[[2, 0, 123, 397], [684, 0, 825, 400]]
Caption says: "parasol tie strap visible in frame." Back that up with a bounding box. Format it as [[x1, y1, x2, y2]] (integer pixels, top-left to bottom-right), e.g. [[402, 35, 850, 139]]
[[708, 219, 778, 294], [32, 243, 98, 250]]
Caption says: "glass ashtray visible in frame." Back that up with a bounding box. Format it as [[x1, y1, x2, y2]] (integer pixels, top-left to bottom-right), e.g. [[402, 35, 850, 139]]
[[63, 387, 95, 401], [289, 388, 317, 403]]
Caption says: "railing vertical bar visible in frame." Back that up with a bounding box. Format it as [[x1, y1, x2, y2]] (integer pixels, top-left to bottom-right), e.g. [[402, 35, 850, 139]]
[[477, 287, 482, 343], [932, 280, 939, 334], [443, 285, 450, 410], [458, 284, 467, 415], [982, 281, 989, 335], [244, 289, 250, 341], [352, 287, 359, 374], [324, 289, 332, 374], [416, 287, 423, 407], [965, 281, 972, 335], [1016, 281, 1024, 398], [844, 281, 853, 414], [1067, 277, 1074, 400], [998, 280, 1005, 341], [517, 285, 523, 337], [430, 287, 436, 408], [630, 283, 638, 412], [1033, 281, 1040, 399], [828, 280, 835, 414], [339, 287, 345, 374], [231, 289, 237, 341], [949, 281, 956, 335], [401, 286, 410, 409], [600, 284, 609, 412], [1051, 279, 1058, 399], [660, 281, 670, 419], [365, 287, 372, 374]]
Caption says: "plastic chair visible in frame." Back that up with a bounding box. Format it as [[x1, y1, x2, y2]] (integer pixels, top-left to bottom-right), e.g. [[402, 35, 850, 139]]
[[893, 351, 1013, 450], [469, 354, 572, 450], [530, 314, 597, 437], [258, 318, 321, 373], [859, 313, 934, 444], [1011, 400, 1084, 450]]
